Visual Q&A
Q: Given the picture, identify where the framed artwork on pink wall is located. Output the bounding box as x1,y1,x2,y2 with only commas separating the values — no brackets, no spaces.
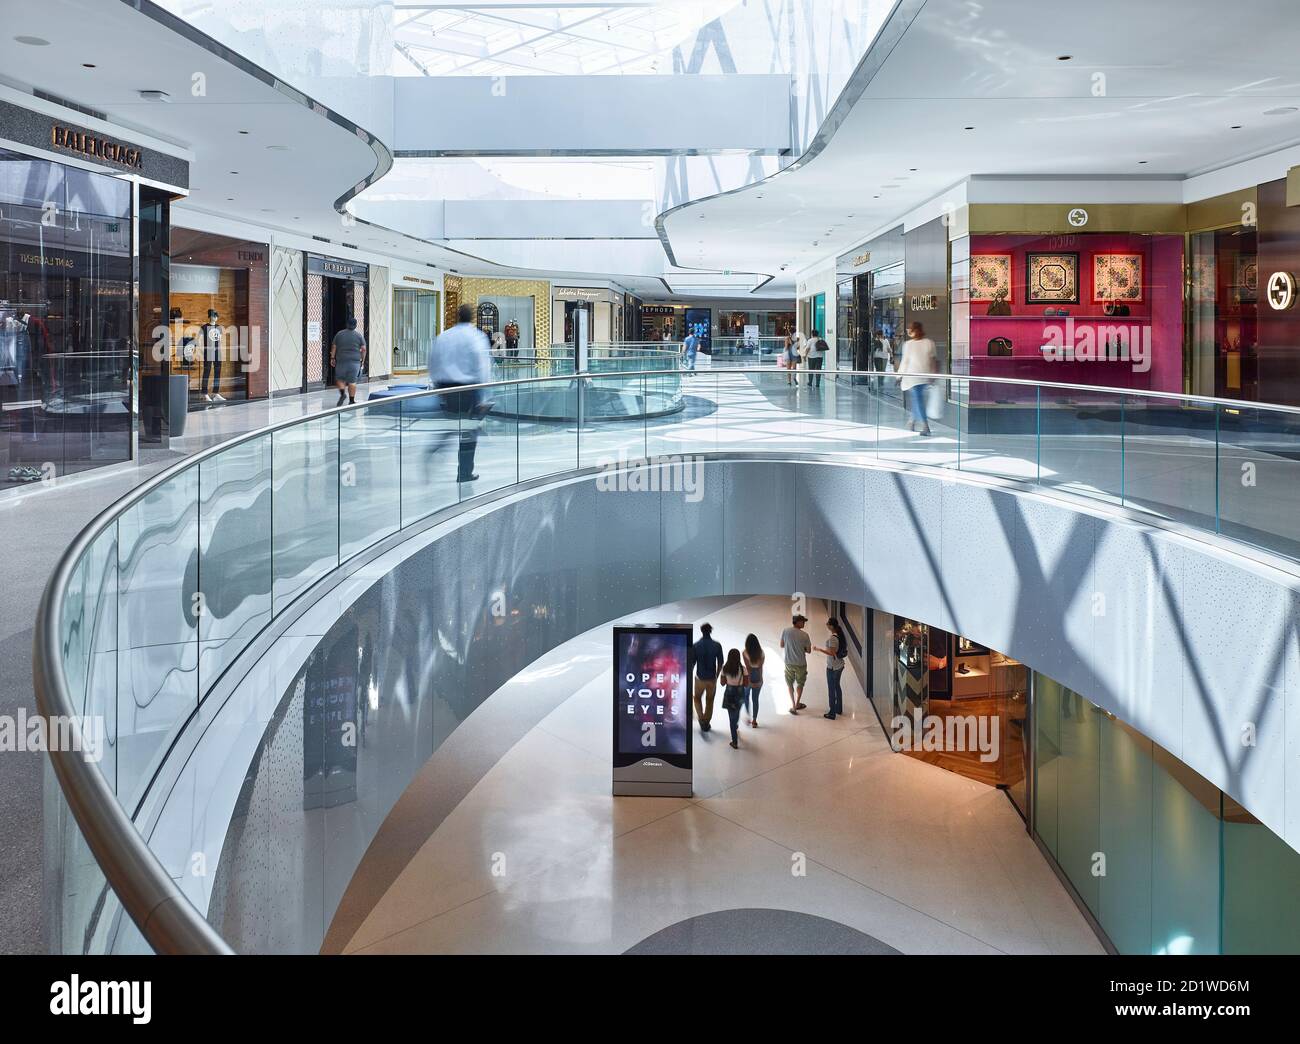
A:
970,254,1012,301
1093,253,1143,303
1026,252,1079,304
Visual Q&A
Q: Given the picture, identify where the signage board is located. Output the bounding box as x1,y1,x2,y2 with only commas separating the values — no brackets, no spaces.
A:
612,625,693,796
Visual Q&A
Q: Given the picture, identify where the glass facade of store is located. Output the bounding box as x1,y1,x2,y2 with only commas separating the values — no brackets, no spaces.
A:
862,606,1300,954
1,148,133,490
169,227,269,408
392,285,439,373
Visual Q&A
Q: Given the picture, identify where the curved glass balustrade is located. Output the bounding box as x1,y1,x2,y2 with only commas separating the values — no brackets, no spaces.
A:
34,370,1300,954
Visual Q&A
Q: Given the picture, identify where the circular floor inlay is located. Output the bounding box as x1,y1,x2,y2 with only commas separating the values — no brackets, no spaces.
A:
624,908,902,955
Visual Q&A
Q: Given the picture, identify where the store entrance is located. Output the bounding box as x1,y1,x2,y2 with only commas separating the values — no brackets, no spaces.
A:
321,277,359,386
305,256,368,391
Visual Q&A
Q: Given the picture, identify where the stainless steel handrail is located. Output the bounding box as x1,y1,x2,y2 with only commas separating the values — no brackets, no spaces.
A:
31,368,1300,955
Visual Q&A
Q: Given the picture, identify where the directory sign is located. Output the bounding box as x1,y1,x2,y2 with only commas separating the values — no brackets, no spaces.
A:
611,625,693,796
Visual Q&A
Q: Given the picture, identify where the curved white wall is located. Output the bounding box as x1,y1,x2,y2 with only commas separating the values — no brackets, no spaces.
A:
142,458,1299,953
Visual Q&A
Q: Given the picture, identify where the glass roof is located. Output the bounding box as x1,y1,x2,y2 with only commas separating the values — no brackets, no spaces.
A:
393,1,746,76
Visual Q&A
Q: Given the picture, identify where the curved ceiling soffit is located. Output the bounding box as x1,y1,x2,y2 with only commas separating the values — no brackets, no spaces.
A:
653,0,927,289
126,0,549,278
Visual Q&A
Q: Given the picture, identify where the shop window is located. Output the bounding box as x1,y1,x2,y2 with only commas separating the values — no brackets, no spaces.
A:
1,149,132,489
170,228,269,408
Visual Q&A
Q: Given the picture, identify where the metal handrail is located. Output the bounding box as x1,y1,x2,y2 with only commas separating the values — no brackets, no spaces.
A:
31,367,1300,955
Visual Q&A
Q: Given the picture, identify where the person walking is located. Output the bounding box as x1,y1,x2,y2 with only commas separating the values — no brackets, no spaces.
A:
897,320,938,436
806,329,828,389
780,613,812,713
330,317,366,407
428,303,492,483
683,326,699,375
742,632,765,728
692,622,724,733
781,333,799,386
815,617,848,719
720,648,746,749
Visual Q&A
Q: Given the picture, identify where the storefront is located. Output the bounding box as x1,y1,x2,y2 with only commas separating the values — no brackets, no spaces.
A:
304,254,368,390
716,308,795,341
552,285,621,345
392,272,440,374
856,605,1300,953
836,228,905,376
443,275,547,356
1,100,188,492
640,303,714,350
169,227,269,408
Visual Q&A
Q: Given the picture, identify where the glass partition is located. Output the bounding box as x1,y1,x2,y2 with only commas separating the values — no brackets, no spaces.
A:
39,369,1300,954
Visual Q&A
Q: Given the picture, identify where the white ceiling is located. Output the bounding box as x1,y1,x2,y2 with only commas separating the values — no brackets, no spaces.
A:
665,0,1300,291
10,0,1300,301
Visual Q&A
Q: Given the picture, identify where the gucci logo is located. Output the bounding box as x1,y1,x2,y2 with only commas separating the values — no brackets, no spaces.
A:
1067,207,1089,228
1267,271,1296,310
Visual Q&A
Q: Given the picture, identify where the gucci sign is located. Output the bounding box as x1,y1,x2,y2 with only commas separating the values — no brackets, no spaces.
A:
1267,271,1296,310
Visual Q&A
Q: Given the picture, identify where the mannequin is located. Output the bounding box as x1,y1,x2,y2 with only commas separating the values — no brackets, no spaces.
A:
200,308,224,402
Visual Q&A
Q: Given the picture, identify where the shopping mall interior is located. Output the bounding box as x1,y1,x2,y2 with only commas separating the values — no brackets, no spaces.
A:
3,0,1300,973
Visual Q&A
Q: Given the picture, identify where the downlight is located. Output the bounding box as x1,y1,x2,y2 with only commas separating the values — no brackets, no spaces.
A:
138,89,170,103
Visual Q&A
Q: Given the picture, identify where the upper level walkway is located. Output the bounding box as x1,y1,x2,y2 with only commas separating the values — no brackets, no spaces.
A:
31,368,1300,953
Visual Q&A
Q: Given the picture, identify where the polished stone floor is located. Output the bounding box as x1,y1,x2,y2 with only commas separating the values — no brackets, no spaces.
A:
343,595,1103,955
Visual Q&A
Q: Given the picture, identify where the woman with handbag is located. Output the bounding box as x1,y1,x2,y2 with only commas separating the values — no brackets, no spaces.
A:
897,321,938,436
720,648,747,749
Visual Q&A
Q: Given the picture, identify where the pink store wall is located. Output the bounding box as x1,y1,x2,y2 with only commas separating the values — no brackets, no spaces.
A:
968,233,1183,395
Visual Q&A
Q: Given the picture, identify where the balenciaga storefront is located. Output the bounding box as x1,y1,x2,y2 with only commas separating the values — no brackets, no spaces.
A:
0,96,189,493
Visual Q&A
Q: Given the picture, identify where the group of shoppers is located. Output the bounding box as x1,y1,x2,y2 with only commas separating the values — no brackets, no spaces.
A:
779,330,830,388
691,614,848,749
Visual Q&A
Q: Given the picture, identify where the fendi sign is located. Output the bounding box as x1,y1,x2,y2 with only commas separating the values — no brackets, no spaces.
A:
50,125,143,170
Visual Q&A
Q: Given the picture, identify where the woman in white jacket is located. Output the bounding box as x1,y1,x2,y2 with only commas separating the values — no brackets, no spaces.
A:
897,321,938,436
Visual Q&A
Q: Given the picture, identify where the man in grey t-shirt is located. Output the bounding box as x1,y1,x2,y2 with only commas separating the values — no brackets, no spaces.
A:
779,614,812,713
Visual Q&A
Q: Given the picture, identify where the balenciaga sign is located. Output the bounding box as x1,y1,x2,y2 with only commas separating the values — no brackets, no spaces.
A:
50,125,143,169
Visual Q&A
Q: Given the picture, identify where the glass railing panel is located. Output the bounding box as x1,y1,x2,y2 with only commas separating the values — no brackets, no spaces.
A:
398,391,461,527
518,378,579,481
116,469,199,813
958,380,1039,483
339,401,401,561
577,374,652,470
271,414,339,615
198,435,273,694
1037,389,1125,504
463,382,518,497
877,376,958,469
1121,395,1218,528
1217,404,1300,559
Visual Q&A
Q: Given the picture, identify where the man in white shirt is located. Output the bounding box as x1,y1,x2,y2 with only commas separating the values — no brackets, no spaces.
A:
429,303,492,482
806,328,828,389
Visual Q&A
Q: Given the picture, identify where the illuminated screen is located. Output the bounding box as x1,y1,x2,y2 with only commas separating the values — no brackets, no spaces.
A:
616,629,689,756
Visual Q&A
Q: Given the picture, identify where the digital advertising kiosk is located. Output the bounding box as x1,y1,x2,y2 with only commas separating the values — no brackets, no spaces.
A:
612,625,694,797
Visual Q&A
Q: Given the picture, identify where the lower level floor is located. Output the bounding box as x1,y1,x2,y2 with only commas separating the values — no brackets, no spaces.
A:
342,595,1103,955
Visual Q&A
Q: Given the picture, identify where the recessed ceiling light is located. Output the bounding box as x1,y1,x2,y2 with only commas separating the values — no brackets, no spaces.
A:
964,126,975,131
226,197,235,201
139,89,170,102
909,168,918,172
1138,160,1148,164
266,144,290,152
1056,55,1072,61
229,171,239,175
238,129,250,135
82,63,96,68
14,35,50,46
1264,106,1299,116
1230,124,1243,129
